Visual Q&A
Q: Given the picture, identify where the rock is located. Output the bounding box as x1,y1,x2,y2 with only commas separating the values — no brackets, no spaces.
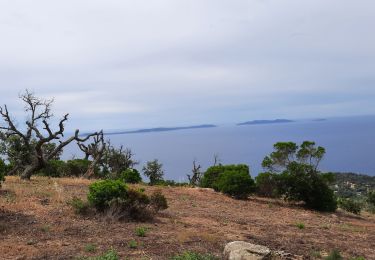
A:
224,241,271,260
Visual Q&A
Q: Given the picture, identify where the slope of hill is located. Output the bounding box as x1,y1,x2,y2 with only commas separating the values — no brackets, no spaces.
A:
0,176,374,259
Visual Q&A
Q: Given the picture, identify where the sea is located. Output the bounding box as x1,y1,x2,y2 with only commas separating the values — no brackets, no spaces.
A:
64,115,375,181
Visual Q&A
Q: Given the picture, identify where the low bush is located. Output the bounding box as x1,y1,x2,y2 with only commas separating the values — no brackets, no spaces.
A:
120,169,142,184
279,163,338,212
255,172,280,198
38,160,68,177
88,180,128,211
171,251,218,260
325,250,343,260
215,170,255,199
135,226,148,237
338,198,362,215
87,180,168,221
155,179,189,187
295,222,305,229
201,164,255,199
68,196,90,215
66,159,92,177
150,190,168,211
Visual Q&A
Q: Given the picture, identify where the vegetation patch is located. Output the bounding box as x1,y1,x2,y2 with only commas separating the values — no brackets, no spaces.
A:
171,251,218,260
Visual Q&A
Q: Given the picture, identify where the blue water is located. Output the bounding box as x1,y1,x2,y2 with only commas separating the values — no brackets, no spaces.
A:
64,115,375,181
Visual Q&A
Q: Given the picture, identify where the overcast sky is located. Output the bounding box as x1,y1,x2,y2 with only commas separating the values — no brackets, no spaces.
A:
0,0,374,131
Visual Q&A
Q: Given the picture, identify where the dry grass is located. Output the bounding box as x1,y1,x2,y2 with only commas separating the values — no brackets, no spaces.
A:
0,176,374,259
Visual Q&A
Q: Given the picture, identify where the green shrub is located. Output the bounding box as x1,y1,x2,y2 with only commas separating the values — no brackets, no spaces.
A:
66,159,92,177
261,141,338,212
201,164,252,187
76,249,119,260
215,169,255,199
128,240,138,249
279,163,337,212
0,159,7,187
68,196,90,215
367,190,375,206
88,180,128,211
120,169,142,183
325,250,343,260
84,243,97,253
38,160,68,177
338,198,362,215
87,180,168,221
255,172,280,197
155,179,189,187
135,226,148,237
171,251,218,260
200,165,224,190
150,190,168,211
295,222,305,229
93,249,119,260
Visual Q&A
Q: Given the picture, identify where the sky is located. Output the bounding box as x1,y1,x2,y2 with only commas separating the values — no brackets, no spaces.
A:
0,0,374,132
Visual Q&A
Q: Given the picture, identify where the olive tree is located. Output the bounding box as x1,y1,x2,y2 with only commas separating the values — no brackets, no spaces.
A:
0,90,98,180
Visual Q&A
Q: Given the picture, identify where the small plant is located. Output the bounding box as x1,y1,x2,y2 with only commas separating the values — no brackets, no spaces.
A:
128,240,138,249
295,222,305,229
85,243,97,253
41,225,50,232
76,248,119,260
310,250,322,258
350,257,366,260
135,226,148,237
88,180,128,211
171,251,218,260
338,198,362,215
68,196,90,215
325,250,343,260
150,190,168,212
120,169,142,184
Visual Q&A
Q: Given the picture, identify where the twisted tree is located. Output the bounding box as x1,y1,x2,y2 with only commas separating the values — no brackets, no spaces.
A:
0,90,97,180
77,130,106,178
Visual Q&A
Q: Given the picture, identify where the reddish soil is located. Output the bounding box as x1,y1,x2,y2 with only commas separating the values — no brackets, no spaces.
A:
0,176,374,259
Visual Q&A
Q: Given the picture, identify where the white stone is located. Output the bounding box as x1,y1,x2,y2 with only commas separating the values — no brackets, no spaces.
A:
224,241,271,260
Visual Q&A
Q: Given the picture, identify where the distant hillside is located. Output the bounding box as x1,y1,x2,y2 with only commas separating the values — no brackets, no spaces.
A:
237,119,294,126
332,172,375,198
104,124,217,135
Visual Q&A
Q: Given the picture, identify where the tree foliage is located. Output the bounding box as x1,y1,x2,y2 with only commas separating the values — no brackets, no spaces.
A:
201,164,255,199
0,90,98,179
260,141,337,212
120,168,142,184
142,159,164,185
102,142,138,179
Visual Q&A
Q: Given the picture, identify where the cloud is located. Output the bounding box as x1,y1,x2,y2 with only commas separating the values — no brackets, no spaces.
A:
0,0,374,130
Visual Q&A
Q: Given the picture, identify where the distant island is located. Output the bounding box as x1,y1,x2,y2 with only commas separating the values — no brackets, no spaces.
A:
237,119,294,126
312,118,327,122
104,124,217,135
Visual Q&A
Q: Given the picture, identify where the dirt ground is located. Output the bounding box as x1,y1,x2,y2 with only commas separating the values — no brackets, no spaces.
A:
0,176,374,260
